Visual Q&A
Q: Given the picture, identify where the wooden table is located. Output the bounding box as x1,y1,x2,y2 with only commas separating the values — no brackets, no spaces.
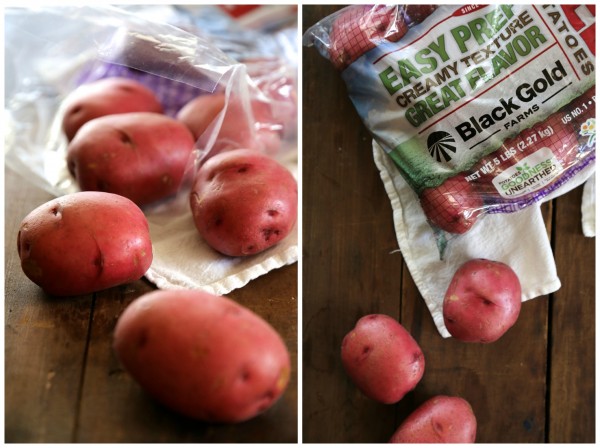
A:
4,167,298,443
302,5,595,443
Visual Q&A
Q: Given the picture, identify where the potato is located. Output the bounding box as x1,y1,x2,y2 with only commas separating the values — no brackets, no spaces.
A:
341,314,425,404
61,77,163,141
419,174,483,234
177,93,282,154
443,259,522,343
176,93,225,141
112,289,291,423
190,149,297,256
254,74,297,139
17,192,152,296
389,395,477,443
67,112,196,206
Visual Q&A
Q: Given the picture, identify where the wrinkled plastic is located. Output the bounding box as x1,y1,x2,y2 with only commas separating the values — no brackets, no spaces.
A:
5,5,299,294
5,5,296,200
304,5,596,235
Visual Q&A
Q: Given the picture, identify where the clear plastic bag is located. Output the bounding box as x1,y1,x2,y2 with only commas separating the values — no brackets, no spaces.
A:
304,5,595,235
5,5,299,293
5,5,296,198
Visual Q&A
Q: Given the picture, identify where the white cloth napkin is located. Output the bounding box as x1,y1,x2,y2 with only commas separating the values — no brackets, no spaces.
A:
372,141,562,338
143,148,298,295
582,174,596,237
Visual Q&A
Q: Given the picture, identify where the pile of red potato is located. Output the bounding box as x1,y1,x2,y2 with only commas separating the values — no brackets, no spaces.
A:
16,75,298,423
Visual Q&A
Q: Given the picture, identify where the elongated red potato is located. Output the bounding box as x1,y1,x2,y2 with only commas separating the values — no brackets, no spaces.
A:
61,77,163,141
389,395,477,443
17,192,152,296
190,149,297,256
113,289,291,423
67,112,195,206
341,314,425,404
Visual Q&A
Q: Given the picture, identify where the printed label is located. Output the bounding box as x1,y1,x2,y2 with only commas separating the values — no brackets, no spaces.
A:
342,4,595,188
492,147,563,198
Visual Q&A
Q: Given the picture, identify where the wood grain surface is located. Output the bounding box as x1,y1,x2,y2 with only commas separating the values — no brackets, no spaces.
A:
4,167,298,443
302,5,595,444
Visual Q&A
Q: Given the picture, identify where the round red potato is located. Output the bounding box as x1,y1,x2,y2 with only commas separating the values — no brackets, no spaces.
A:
329,5,409,70
419,174,484,234
176,92,225,141
17,192,152,296
341,314,425,404
255,74,297,139
113,289,291,423
177,93,282,154
61,77,163,141
67,112,196,207
389,395,477,443
190,149,297,257
443,259,522,343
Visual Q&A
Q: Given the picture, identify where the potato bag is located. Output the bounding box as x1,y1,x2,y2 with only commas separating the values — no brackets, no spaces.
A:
304,5,595,234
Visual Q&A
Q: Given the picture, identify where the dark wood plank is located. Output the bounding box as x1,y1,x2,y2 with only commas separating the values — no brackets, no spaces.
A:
4,168,93,443
302,5,404,443
548,188,595,443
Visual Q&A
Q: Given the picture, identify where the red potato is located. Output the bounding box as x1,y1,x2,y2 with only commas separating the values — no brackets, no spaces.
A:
67,112,196,207
341,314,425,404
190,149,297,257
389,395,477,443
113,289,291,423
242,57,298,138
17,192,152,296
255,75,297,138
61,77,163,141
419,174,484,234
176,93,226,141
329,5,409,70
404,5,439,25
245,98,284,154
177,93,282,154
443,259,522,343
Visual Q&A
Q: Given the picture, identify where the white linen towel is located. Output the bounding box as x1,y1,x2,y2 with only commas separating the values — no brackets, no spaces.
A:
372,141,562,338
582,174,596,237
